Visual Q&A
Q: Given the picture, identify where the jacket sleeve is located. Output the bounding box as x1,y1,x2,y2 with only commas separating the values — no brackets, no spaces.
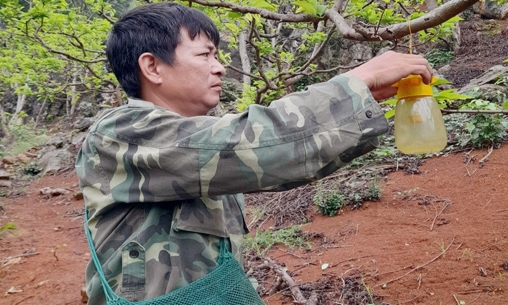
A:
195,74,388,194
76,74,388,204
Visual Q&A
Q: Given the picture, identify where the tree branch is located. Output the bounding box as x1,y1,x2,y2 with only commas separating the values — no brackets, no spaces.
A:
376,0,480,41
225,64,263,82
263,257,318,305
442,109,508,114
29,31,106,64
325,9,363,39
188,0,321,23
191,0,479,42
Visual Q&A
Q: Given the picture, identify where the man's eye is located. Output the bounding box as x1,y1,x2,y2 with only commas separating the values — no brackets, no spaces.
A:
201,53,209,57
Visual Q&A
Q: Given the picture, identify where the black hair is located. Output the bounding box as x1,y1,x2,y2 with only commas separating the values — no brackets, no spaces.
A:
106,2,220,98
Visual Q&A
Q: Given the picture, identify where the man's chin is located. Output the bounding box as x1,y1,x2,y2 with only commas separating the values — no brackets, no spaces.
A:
205,102,221,116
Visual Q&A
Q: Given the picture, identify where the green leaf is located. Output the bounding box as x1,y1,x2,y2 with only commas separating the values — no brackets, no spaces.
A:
302,32,327,44
432,78,451,86
226,11,243,19
247,0,276,11
434,89,472,102
503,101,508,109
316,4,327,17
448,16,463,23
384,109,395,119
380,97,397,106
294,0,317,16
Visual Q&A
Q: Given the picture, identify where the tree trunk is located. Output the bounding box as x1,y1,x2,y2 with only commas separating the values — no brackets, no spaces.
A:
0,101,10,141
69,64,79,116
34,97,47,129
238,31,251,85
9,80,28,125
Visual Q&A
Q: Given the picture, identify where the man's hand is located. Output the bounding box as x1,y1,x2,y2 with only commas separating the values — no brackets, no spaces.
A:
345,51,433,101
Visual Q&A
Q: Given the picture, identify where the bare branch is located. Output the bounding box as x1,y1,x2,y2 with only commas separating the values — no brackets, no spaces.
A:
84,65,116,88
97,9,116,25
57,31,104,56
442,109,508,114
284,26,337,86
328,0,479,41
362,0,376,10
22,18,106,64
377,0,479,41
188,0,321,23
263,257,315,304
246,21,274,103
190,0,478,43
325,9,363,39
29,32,106,64
332,0,348,12
225,64,263,81
375,3,389,36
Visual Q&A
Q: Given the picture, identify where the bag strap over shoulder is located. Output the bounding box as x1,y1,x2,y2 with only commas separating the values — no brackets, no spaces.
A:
84,209,118,302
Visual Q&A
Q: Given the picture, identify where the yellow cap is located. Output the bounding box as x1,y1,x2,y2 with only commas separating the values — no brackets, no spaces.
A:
393,75,437,99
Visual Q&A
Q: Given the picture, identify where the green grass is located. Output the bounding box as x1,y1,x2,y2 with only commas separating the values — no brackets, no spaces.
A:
0,122,48,158
0,222,16,234
243,225,312,256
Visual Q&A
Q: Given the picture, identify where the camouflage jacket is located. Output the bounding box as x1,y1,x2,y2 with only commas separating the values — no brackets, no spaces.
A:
75,74,388,304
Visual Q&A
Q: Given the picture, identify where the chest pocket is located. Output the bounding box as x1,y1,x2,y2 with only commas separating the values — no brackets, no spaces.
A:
173,195,248,237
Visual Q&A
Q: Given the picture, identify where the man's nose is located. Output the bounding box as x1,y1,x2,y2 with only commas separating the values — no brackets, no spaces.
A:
212,58,225,76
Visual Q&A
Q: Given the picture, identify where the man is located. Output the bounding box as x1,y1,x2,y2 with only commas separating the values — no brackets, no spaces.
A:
76,2,433,304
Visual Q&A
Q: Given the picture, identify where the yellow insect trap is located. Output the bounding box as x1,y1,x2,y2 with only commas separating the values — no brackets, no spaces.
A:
393,75,447,154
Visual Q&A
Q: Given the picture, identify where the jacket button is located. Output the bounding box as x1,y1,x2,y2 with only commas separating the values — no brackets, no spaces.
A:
365,110,372,118
129,249,139,258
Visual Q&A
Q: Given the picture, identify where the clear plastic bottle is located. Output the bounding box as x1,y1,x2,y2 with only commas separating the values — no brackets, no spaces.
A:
394,75,447,154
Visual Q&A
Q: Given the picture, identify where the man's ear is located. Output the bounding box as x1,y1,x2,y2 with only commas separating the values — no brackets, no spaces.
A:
138,52,163,85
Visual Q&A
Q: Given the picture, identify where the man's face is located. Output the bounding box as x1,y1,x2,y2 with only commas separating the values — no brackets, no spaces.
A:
157,29,225,116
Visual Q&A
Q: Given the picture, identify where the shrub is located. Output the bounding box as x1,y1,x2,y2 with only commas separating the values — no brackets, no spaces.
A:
425,48,455,68
314,191,345,216
0,122,48,157
459,99,508,148
23,162,42,176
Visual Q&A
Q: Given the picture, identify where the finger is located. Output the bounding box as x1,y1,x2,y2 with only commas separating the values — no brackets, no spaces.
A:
371,86,397,101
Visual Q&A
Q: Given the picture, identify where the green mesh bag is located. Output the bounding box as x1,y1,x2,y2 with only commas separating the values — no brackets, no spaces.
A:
85,211,265,305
